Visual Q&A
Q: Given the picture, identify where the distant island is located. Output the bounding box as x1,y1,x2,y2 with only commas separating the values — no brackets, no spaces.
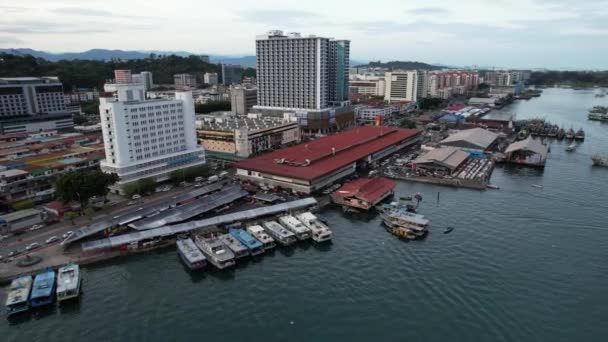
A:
528,70,608,87
356,60,443,70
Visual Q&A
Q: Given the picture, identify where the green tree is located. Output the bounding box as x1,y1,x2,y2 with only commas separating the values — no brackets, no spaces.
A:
55,170,119,211
80,100,100,115
169,165,212,185
84,207,96,221
73,113,87,125
122,178,157,197
399,118,417,129
12,199,34,211
64,211,78,225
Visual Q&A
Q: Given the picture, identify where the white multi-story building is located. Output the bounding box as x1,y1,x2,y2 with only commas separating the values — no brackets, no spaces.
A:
204,73,219,86
139,71,154,91
349,79,386,97
0,77,66,117
99,79,205,192
384,71,419,102
355,106,393,124
174,74,197,90
426,71,480,99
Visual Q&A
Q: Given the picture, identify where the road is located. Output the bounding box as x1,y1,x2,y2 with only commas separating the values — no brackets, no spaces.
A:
0,183,202,257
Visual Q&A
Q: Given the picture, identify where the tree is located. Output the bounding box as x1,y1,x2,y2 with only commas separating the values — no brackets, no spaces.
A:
80,100,100,115
73,113,87,125
418,98,444,110
122,178,157,197
55,170,119,211
477,83,490,91
84,207,96,221
64,211,78,225
399,118,417,129
169,165,212,185
12,199,34,211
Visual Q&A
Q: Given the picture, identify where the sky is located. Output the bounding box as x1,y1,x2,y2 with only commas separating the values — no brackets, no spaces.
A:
1,0,608,69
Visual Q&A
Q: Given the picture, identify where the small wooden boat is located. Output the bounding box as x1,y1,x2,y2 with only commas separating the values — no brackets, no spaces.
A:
399,195,412,201
444,227,454,234
486,184,500,190
532,184,543,189
566,142,576,152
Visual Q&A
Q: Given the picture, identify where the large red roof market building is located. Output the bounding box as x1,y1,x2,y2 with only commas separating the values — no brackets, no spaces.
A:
235,126,420,193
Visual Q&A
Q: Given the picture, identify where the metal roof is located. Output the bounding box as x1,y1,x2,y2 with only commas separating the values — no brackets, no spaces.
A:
505,136,549,157
413,147,471,170
81,197,318,252
441,128,498,150
332,177,396,203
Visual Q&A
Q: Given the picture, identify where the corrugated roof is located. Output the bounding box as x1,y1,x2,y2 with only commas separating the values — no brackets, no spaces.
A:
236,127,420,181
505,136,549,157
413,146,470,170
440,128,498,150
332,177,396,203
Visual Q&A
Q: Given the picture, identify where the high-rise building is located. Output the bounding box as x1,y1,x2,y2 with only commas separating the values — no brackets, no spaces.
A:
230,86,257,115
99,75,205,192
384,71,419,102
426,71,479,99
139,71,154,91
204,72,219,86
0,77,73,133
114,70,133,84
221,64,243,85
253,30,353,133
174,74,197,90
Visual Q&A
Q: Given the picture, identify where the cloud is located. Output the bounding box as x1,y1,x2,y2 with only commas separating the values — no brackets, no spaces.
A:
408,7,450,15
0,21,111,34
51,7,116,17
239,9,320,27
0,36,24,45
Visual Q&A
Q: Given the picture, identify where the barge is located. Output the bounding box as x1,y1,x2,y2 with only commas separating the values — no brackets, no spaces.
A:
262,221,297,246
194,235,235,269
176,238,207,270
278,215,311,240
5,275,33,316
295,212,332,243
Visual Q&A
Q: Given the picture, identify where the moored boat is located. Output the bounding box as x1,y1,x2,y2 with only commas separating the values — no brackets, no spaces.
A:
295,212,332,243
246,225,276,250
592,155,608,167
194,235,235,269
379,204,430,239
565,128,575,140
5,276,33,316
566,142,577,152
30,269,56,308
176,238,207,270
262,221,297,246
574,128,585,141
56,263,81,302
229,229,265,256
219,233,250,259
278,215,311,240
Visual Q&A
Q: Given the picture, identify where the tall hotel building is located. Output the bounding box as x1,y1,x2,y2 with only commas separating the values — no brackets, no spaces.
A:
253,30,354,133
99,70,205,193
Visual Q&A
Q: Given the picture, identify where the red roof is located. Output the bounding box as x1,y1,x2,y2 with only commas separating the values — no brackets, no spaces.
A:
332,177,396,203
447,105,466,111
236,126,420,181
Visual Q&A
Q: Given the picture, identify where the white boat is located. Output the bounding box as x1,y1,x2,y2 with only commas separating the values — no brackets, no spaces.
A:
5,276,33,316
246,225,276,250
194,235,235,269
566,142,577,152
56,263,82,302
592,155,608,167
176,238,207,270
295,212,332,243
262,221,297,246
277,215,311,240
219,233,250,259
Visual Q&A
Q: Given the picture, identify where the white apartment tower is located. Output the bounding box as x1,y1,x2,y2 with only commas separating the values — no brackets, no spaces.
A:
384,71,419,102
99,75,205,192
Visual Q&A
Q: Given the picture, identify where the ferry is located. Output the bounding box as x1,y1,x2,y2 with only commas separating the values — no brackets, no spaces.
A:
574,128,585,141
229,229,265,256
246,225,276,250
176,238,207,270
379,204,430,239
56,263,81,302
295,212,332,243
30,269,56,308
262,221,297,246
278,215,311,240
219,233,250,259
5,276,33,316
194,235,235,269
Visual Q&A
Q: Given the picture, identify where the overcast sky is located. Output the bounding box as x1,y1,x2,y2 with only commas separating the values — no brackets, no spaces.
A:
1,0,607,69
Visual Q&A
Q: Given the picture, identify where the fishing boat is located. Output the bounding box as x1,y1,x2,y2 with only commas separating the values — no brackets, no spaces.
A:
592,155,608,167
557,128,565,140
486,184,500,190
30,269,56,308
379,204,430,239
229,229,264,256
5,276,33,316
565,128,575,140
574,128,585,141
444,227,454,234
399,195,412,201
296,212,333,243
532,184,543,189
56,263,81,303
566,142,577,152
246,225,276,250
194,235,235,269
219,233,250,259
262,221,297,246
278,215,311,240
176,238,207,270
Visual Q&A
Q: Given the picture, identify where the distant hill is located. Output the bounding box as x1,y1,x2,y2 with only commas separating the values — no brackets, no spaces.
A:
357,60,443,70
0,48,257,67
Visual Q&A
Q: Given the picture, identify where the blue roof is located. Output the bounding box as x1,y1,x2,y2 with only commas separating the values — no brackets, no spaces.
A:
229,229,263,250
59,157,84,164
30,270,56,299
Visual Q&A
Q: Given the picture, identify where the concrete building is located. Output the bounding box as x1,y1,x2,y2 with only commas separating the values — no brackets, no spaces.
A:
114,70,133,84
235,126,421,193
139,71,154,91
413,146,471,175
253,30,353,133
484,71,528,86
99,79,205,192
204,72,219,86
355,106,393,125
349,79,386,97
384,71,418,102
440,128,499,151
230,86,257,115
174,74,197,90
222,64,243,85
196,113,300,161
200,55,210,63
426,71,480,99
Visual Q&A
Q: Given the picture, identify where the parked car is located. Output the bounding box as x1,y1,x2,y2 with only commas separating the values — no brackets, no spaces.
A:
29,224,44,231
194,182,204,188
26,242,40,251
45,236,59,244
62,231,73,240
0,235,9,241
194,176,204,183
131,194,142,200
207,175,219,184
7,250,21,257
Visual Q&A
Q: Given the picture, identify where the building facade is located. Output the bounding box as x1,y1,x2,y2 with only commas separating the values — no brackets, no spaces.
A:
355,106,393,125
139,71,154,91
384,71,419,102
1,77,66,117
230,86,257,115
426,71,480,99
114,70,133,84
222,64,243,85
174,74,197,90
349,79,386,97
204,72,219,86
99,79,205,192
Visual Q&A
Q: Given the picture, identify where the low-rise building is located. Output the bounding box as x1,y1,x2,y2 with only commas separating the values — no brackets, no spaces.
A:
0,208,44,234
230,86,257,115
355,106,393,125
204,72,218,86
440,128,499,152
196,113,300,161
412,146,471,175
504,136,549,167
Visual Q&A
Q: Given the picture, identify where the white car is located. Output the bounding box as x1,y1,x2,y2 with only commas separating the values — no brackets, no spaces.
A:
45,236,60,244
26,242,40,251
0,235,9,241
62,231,73,239
29,224,44,231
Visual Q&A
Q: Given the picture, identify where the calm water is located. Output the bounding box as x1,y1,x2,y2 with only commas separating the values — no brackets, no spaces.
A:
2,88,608,341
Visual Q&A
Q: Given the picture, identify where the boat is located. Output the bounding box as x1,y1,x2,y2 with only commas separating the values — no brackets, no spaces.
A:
532,184,543,189
574,128,585,141
5,275,33,316
262,221,297,246
486,184,500,190
592,155,608,167
229,229,264,256
219,233,250,259
379,204,430,239
30,269,56,308
565,128,575,140
194,235,235,269
566,142,577,152
176,238,207,270
295,212,333,243
56,263,81,303
278,215,311,240
444,227,454,234
399,195,412,201
557,128,565,140
246,225,276,250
